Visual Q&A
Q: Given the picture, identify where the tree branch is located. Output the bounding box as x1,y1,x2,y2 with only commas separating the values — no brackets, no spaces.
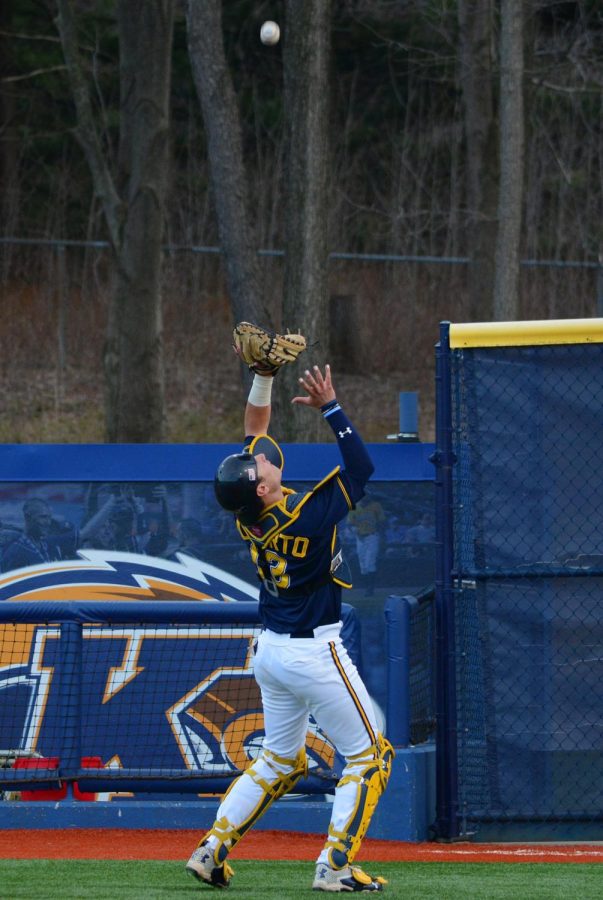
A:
2,65,66,83
55,0,122,250
530,77,602,95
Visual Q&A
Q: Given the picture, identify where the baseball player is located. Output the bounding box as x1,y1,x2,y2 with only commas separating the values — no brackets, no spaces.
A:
186,361,393,893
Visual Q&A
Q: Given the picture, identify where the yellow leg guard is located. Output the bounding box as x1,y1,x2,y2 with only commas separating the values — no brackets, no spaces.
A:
199,746,307,864
325,734,394,870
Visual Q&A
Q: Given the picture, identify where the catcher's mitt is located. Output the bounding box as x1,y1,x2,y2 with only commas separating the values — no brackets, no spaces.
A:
233,321,307,376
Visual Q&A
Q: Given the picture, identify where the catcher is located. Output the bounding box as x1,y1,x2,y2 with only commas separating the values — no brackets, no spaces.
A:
185,323,393,893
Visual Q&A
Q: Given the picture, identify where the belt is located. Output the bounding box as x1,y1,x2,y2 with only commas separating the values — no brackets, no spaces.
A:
263,621,339,640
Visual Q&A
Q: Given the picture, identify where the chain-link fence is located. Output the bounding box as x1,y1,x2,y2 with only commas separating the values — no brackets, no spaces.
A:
434,322,603,839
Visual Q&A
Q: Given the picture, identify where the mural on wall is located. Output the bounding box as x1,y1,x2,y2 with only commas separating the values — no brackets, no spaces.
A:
0,479,434,799
0,480,435,600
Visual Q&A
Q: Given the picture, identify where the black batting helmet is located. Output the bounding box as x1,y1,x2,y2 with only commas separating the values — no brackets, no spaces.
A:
214,453,263,524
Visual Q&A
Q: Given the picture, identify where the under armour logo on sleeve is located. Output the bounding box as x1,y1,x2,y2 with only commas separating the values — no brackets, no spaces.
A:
338,427,352,437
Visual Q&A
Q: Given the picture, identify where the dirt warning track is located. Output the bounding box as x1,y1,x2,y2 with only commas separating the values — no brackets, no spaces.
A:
1,830,602,863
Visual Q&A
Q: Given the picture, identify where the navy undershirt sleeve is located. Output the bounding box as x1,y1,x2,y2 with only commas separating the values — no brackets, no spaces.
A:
321,401,374,488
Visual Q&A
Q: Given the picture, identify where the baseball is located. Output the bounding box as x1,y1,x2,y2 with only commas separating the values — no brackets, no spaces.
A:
260,20,280,46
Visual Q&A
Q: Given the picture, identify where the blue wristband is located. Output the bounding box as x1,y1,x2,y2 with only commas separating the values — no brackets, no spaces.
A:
321,399,340,417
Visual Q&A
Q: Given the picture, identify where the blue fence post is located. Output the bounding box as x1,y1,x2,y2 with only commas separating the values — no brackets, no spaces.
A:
399,392,419,441
431,321,460,839
57,620,82,782
384,595,415,747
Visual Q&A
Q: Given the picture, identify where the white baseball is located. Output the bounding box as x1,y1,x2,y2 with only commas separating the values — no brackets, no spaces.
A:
260,21,280,46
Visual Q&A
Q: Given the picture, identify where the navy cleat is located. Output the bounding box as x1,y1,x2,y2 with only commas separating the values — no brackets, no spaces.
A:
312,863,387,892
185,842,234,888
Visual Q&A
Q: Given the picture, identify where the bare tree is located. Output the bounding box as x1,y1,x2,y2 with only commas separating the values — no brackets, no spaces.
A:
493,0,524,320
56,0,174,441
273,0,333,441
187,0,332,440
457,0,499,320
186,0,269,328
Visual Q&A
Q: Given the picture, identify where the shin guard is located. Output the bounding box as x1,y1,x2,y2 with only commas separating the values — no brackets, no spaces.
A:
199,746,307,863
324,734,394,870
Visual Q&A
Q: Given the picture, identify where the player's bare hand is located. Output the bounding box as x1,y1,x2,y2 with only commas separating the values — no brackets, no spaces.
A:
292,364,336,409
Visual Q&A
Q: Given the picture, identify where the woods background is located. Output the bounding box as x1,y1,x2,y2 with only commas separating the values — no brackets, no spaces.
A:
0,1,601,443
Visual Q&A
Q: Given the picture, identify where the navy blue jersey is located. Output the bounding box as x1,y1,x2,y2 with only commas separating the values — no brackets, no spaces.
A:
236,404,374,633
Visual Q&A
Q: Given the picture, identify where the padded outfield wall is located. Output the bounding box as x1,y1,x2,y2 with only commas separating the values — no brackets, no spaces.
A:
0,441,436,838
433,318,603,842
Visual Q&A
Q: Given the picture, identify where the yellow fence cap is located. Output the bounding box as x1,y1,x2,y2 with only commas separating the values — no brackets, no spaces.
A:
449,318,603,348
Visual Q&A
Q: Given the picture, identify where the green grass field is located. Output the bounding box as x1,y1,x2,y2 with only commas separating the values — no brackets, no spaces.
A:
1,860,602,899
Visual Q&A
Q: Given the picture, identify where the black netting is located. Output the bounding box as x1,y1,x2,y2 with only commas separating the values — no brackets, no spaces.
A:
409,592,436,745
451,343,603,830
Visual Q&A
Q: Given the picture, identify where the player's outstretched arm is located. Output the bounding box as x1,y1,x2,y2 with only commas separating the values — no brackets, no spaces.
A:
234,339,273,437
293,365,374,488
244,373,273,436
